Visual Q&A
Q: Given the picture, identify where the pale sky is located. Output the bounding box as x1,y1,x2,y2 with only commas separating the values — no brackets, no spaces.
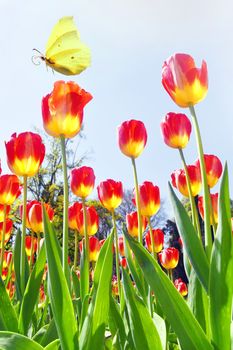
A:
0,0,232,211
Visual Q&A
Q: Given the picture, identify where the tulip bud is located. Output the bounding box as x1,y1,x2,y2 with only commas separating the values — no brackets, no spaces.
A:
160,112,192,149
71,166,95,199
97,179,123,212
158,247,179,269
5,132,45,177
145,229,164,253
117,119,147,158
195,154,222,188
171,165,201,197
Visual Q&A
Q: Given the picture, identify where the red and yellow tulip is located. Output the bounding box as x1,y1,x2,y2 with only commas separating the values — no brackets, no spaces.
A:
28,201,54,234
97,179,123,212
79,236,100,262
126,210,147,238
5,132,45,177
0,175,21,205
68,202,83,230
71,166,95,199
158,247,179,269
76,205,99,236
160,112,192,149
162,53,208,107
42,80,92,138
0,219,13,245
145,228,164,253
117,119,147,158
135,181,160,217
171,165,202,197
198,193,219,225
174,278,188,296
195,154,222,188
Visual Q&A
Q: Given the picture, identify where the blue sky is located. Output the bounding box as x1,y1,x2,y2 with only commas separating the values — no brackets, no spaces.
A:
0,0,232,214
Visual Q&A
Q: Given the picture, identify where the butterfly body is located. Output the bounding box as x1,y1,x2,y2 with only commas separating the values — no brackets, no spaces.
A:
37,16,91,76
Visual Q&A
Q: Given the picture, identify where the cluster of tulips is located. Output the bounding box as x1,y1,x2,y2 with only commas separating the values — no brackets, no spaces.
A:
0,52,232,350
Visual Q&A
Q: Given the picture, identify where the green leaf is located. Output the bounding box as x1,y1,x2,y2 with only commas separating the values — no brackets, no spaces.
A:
0,278,18,332
209,164,233,350
122,269,163,350
124,233,213,350
124,237,147,302
18,242,46,335
38,319,58,347
109,296,127,350
79,231,114,350
44,339,60,350
153,313,166,350
188,268,207,332
13,230,29,299
0,331,44,350
43,206,79,350
168,183,209,292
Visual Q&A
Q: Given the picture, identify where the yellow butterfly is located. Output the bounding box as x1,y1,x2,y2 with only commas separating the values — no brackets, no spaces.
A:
34,16,91,75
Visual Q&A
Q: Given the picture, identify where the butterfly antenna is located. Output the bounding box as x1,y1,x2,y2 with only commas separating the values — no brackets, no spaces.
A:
32,48,43,56
31,55,42,66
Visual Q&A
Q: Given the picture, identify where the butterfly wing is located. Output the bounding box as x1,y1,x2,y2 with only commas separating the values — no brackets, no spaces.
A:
45,16,91,76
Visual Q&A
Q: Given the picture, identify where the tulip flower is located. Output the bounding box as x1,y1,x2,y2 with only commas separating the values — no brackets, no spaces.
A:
99,239,106,248
68,202,83,230
79,236,100,262
0,219,13,245
117,119,147,158
112,277,119,297
195,154,222,188
28,201,54,235
198,193,218,225
158,247,179,270
5,132,45,177
71,166,95,199
76,205,99,236
0,175,20,273
97,179,123,212
145,228,164,253
20,200,40,229
171,165,202,197
162,53,208,107
98,178,123,299
118,236,125,257
120,257,128,269
160,112,192,149
135,181,160,217
174,278,188,296
42,80,92,139
0,175,21,205
2,251,13,280
25,236,38,257
0,204,10,222
126,211,147,238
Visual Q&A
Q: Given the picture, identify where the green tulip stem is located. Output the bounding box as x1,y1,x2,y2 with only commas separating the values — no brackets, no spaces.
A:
131,157,142,244
0,205,7,275
60,135,70,285
20,175,28,293
148,216,156,259
112,210,121,301
82,198,89,292
178,148,202,240
73,230,78,270
189,105,212,259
